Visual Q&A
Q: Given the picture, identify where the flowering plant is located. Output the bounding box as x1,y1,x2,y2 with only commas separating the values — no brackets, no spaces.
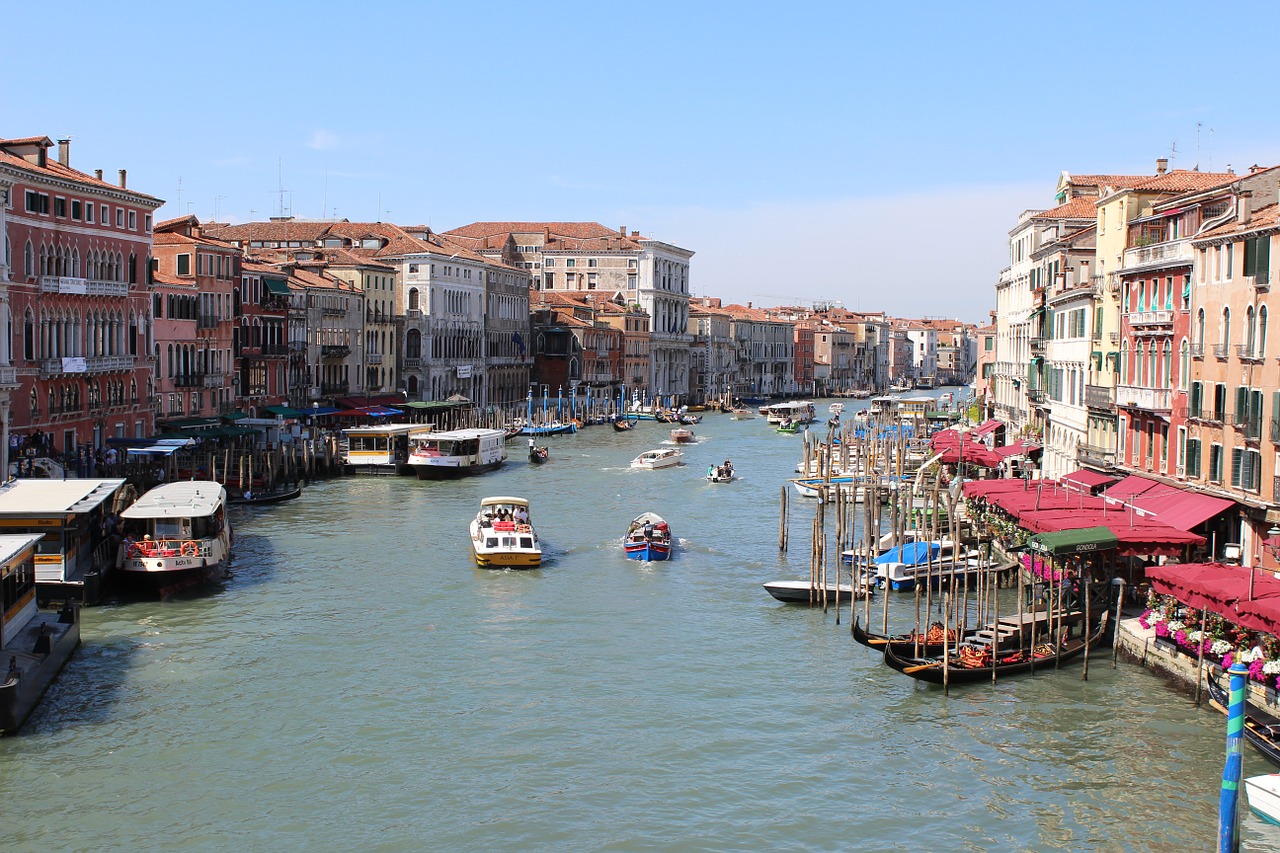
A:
1139,610,1153,629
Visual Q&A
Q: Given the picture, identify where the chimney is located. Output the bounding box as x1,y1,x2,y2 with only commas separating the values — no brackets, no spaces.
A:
542,226,550,244
117,169,127,189
1155,157,1168,176
619,225,626,237
94,169,102,181
57,139,70,166
747,301,753,309
630,230,638,237
1239,191,1253,225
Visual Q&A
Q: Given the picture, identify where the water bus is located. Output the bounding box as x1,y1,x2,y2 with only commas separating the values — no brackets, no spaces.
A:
765,401,816,425
406,428,506,480
341,424,432,474
118,481,232,597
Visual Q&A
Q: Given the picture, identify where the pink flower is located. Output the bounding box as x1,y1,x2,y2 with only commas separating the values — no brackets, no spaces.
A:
1175,629,1189,647
1224,653,1235,669
1138,610,1152,629
1155,622,1171,638
1250,658,1267,682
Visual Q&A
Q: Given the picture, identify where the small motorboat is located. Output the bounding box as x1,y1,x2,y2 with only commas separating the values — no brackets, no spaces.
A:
670,428,696,443
470,496,541,568
829,403,845,415
763,579,872,603
776,420,800,434
1246,774,1280,825
624,512,672,561
631,448,682,469
528,440,549,464
706,460,736,483
731,407,756,420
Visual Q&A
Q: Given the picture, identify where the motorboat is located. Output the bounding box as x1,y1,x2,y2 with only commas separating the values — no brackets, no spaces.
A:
624,512,672,561
763,578,873,603
851,389,872,399
776,421,801,434
706,462,736,483
406,428,506,479
469,496,541,568
631,448,682,470
829,403,845,415
765,401,816,425
1246,775,1280,825
118,481,232,597
670,428,696,443
731,407,756,420
853,539,982,591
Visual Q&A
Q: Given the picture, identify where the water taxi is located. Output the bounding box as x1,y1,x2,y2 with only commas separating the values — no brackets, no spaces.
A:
624,512,672,561
730,407,756,420
469,497,541,568
118,482,232,597
765,401,816,424
406,428,506,480
670,428,696,443
631,448,683,470
341,424,431,474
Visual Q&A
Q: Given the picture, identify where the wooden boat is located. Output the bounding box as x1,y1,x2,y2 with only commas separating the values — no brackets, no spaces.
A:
764,579,872,603
882,616,1107,684
624,512,672,561
1246,775,1280,825
653,410,672,423
406,428,506,480
504,425,523,441
731,407,756,420
631,448,682,470
528,441,549,464
229,485,302,505
677,413,701,425
852,616,972,657
612,417,636,432
521,421,577,436
670,428,696,443
469,496,541,568
1207,677,1280,767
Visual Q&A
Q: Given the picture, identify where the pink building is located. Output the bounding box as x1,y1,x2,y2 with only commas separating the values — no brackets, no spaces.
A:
0,136,162,458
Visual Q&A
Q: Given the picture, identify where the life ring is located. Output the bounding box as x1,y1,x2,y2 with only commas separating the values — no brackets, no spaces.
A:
180,541,199,557
127,543,142,558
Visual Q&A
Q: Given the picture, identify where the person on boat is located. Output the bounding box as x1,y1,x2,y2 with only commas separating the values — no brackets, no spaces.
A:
243,488,253,501
643,523,654,541
723,459,733,477
514,505,529,524
708,465,715,478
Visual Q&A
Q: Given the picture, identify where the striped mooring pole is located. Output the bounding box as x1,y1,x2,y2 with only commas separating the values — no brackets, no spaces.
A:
1219,660,1249,853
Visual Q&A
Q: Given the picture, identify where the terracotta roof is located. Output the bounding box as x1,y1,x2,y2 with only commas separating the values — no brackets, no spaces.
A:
151,271,190,287
293,247,396,271
1066,174,1153,190
1131,170,1238,193
205,220,338,243
0,141,163,203
1032,197,1098,220
152,231,239,250
447,221,628,240
156,214,200,231
1196,203,1280,241
0,136,53,147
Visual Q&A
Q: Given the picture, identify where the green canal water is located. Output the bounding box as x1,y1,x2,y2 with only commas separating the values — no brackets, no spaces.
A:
3,393,1279,851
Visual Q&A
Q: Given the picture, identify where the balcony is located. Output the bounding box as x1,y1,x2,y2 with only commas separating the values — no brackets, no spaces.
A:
320,381,349,395
1127,310,1173,330
288,341,308,353
173,373,205,388
1238,344,1265,364
38,276,129,297
402,357,421,369
0,366,16,388
261,345,289,357
321,344,351,359
1027,388,1047,404
1116,384,1171,413
1084,384,1114,410
367,353,383,365
1123,240,1193,271
1189,342,1204,359
1213,343,1229,360
39,355,136,378
323,306,346,316
1250,271,1270,292
1029,337,1046,356
1079,443,1116,468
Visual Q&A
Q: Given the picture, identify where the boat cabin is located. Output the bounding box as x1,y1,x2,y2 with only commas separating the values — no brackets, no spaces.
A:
341,424,431,474
0,534,45,647
120,482,228,548
766,401,816,424
0,479,128,604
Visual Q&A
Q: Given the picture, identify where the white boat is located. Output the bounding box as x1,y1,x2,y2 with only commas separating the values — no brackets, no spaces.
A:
706,461,736,483
1246,774,1280,825
766,400,816,424
731,407,756,420
341,424,431,474
763,578,873,603
853,539,981,591
118,482,232,596
829,403,845,415
469,496,541,569
670,428,696,443
406,428,506,480
631,448,683,469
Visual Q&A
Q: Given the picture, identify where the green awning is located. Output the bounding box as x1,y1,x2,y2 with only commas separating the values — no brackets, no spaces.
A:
264,404,307,418
1028,526,1119,557
264,277,291,295
222,409,248,421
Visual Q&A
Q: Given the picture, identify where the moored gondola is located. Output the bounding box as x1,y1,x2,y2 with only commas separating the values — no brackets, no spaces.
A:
882,615,1107,685
852,616,971,658
1207,677,1280,767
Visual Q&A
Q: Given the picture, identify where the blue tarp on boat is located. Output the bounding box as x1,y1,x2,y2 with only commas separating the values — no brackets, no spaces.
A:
874,541,941,566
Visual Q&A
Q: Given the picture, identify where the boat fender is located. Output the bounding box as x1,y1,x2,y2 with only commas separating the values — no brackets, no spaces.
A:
181,541,199,557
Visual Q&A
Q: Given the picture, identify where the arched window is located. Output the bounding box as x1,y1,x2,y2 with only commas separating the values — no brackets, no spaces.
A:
22,310,33,361
408,288,419,311
1179,339,1189,390
1222,307,1232,350
1162,340,1172,388
24,241,33,277
1246,305,1257,356
1197,308,1206,345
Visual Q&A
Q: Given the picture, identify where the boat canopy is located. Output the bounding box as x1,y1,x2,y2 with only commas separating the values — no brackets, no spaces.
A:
480,496,530,508
122,482,226,519
0,479,125,517
874,541,941,565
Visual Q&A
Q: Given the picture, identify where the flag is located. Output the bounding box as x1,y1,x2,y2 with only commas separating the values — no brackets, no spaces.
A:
512,331,526,361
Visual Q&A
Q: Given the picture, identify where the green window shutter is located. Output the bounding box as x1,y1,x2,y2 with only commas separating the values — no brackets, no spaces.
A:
1190,382,1202,417
1236,386,1249,425
1261,238,1271,278
1231,447,1243,487
1245,238,1257,277
1251,390,1264,438
1273,391,1280,441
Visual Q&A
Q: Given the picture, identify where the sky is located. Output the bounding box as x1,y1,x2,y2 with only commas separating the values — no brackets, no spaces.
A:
6,0,1280,325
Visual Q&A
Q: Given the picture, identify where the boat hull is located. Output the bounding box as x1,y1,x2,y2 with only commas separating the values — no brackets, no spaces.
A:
763,580,867,603
624,542,670,561
472,547,542,569
410,460,504,480
1247,776,1280,825
883,618,1107,685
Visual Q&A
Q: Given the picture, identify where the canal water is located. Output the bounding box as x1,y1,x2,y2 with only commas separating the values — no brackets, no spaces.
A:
3,392,1278,851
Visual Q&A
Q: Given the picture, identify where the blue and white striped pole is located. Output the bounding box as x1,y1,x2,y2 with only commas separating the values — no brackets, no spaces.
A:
1220,660,1249,853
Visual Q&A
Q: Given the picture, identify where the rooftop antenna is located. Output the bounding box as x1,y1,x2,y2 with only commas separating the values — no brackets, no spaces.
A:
322,172,328,222
176,177,183,212
1208,127,1215,171
214,195,225,222
276,158,288,217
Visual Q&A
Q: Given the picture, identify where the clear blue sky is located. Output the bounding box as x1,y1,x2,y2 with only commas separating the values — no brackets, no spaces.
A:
6,0,1278,324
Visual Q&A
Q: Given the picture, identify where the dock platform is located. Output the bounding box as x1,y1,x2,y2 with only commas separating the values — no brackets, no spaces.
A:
0,605,80,734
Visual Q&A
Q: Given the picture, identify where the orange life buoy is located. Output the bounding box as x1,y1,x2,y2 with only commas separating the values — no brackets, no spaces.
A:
181,541,199,557
127,543,142,558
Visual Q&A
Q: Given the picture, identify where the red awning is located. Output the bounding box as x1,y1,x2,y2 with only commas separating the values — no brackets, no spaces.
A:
1148,562,1280,635
1061,469,1118,491
1102,475,1161,505
939,444,1003,467
1128,486,1235,532
994,440,1041,458
972,419,1003,437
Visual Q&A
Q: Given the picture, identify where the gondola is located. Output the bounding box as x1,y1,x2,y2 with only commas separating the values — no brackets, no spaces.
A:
612,417,635,432
528,442,549,464
1207,677,1280,767
852,616,973,658
229,485,302,506
882,616,1108,685
653,410,671,423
